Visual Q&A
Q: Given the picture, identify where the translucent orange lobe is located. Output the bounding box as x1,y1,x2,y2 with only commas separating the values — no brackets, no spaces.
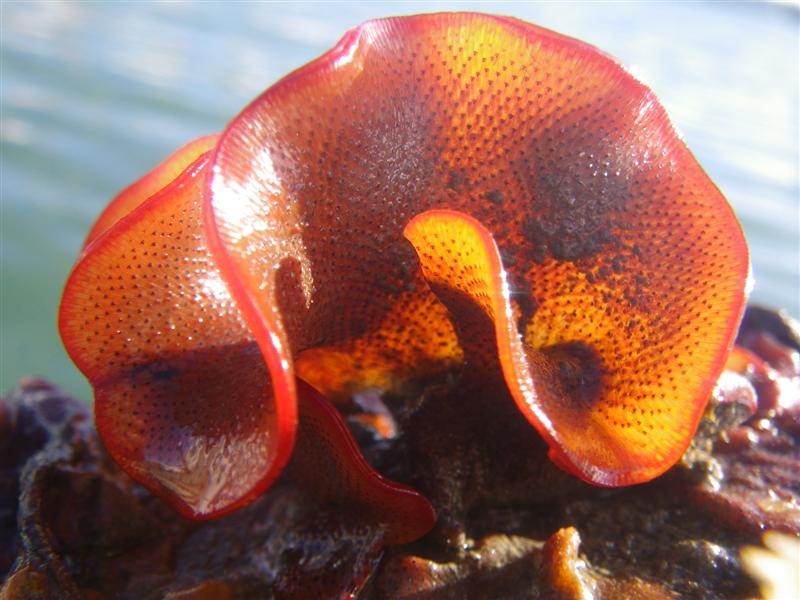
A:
60,151,294,519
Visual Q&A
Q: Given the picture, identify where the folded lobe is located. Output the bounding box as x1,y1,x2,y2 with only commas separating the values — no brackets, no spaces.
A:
60,150,293,519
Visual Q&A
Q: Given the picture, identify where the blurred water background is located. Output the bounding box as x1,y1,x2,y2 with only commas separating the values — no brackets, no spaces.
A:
2,1,798,401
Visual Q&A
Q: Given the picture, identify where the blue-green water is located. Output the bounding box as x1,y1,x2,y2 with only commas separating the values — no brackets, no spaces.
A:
2,2,798,401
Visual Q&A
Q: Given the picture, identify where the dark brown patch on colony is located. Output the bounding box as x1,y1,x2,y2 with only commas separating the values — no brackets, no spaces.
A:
539,342,605,410
447,170,466,192
130,361,180,382
521,168,623,263
484,189,503,205
513,289,539,336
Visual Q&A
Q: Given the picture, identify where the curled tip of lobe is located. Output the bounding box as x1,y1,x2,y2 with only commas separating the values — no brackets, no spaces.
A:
83,134,219,249
294,379,436,545
404,208,745,486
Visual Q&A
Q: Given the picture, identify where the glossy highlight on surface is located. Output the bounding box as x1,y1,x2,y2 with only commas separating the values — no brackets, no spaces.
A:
59,13,749,526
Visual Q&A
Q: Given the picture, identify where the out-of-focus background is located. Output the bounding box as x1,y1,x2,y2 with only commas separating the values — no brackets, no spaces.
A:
2,2,798,401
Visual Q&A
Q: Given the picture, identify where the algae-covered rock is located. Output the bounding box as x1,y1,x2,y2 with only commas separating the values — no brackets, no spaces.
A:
2,306,798,599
